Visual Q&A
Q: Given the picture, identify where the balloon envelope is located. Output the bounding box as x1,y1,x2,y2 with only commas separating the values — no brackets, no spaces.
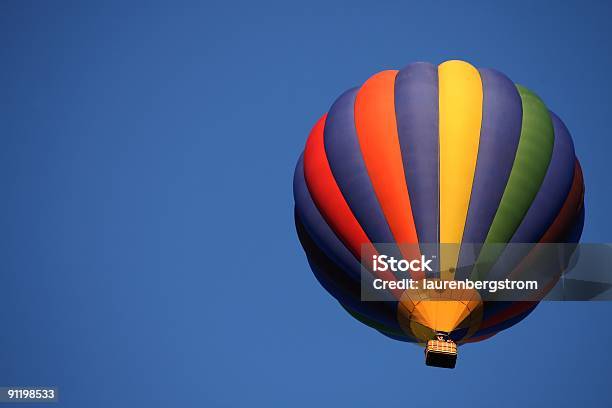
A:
294,60,584,344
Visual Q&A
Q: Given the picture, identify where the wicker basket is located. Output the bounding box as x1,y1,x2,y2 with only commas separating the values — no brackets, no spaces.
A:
425,339,457,368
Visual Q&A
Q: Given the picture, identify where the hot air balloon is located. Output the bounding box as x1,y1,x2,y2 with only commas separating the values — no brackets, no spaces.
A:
293,60,584,368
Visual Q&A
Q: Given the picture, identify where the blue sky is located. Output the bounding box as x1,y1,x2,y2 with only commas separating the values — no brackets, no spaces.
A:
1,1,611,407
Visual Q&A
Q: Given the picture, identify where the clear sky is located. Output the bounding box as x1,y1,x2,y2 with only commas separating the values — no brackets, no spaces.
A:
1,1,611,407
